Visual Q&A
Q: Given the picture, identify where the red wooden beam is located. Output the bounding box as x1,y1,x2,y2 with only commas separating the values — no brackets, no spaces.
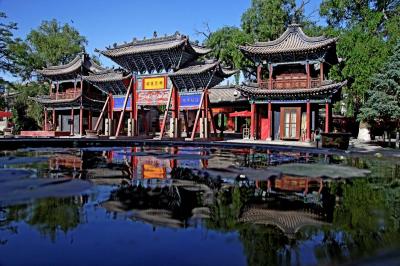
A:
250,103,256,139
94,94,110,131
159,85,174,140
306,101,311,141
207,93,217,136
268,101,272,140
325,102,330,133
79,107,83,135
190,89,206,141
44,108,48,131
115,77,134,137
70,108,74,135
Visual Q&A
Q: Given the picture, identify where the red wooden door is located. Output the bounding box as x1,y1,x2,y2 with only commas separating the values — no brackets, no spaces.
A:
260,118,269,140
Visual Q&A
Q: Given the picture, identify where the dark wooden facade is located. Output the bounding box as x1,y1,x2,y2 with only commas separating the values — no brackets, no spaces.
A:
31,53,106,136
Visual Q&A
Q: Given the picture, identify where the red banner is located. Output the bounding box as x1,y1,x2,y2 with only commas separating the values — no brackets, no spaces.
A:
137,90,171,106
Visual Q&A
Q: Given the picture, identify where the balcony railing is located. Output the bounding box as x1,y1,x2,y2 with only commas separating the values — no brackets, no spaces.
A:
259,78,321,90
50,89,81,100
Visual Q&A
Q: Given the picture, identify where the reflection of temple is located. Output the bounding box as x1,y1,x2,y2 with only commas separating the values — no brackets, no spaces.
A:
239,207,328,239
48,154,83,179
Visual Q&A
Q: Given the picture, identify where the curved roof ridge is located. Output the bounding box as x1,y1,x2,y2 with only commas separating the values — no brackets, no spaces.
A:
239,24,337,56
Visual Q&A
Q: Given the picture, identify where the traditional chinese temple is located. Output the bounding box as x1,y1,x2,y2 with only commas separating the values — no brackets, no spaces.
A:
99,32,237,139
24,53,106,137
238,24,347,141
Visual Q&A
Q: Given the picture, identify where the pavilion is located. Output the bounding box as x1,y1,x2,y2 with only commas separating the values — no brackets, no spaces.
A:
238,24,347,142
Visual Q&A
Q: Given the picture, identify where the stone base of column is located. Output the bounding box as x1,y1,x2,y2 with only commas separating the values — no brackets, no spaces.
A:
127,118,136,136
105,118,113,136
200,118,209,139
169,118,180,138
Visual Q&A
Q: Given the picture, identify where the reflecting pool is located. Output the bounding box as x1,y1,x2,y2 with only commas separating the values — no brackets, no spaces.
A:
0,146,399,265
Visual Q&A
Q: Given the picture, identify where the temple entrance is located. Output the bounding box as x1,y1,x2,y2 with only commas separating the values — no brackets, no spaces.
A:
280,107,300,140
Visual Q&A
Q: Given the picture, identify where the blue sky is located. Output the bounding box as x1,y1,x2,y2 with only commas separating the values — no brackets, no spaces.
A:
1,0,323,80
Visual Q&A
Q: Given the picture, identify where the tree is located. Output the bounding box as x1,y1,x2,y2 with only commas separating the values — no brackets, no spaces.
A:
9,19,87,80
319,0,400,116
359,41,400,143
241,0,296,42
205,26,252,83
0,12,18,80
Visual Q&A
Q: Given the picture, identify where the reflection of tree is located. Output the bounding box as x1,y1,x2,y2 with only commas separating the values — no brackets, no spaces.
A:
27,197,83,242
239,225,291,266
314,179,400,264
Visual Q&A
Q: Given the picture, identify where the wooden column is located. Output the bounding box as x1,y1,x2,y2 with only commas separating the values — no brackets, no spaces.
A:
267,101,272,140
250,103,256,140
79,107,83,135
306,100,311,142
52,109,56,130
88,109,92,130
56,81,59,100
133,77,138,136
116,77,133,137
325,101,330,133
190,89,206,141
70,108,74,135
44,108,48,131
306,62,310,88
257,65,262,85
320,61,324,83
269,64,273,89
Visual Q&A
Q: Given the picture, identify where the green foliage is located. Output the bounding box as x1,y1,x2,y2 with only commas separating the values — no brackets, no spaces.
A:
241,0,295,41
319,0,400,116
9,19,87,80
0,11,18,78
359,41,400,128
11,82,49,132
205,26,252,83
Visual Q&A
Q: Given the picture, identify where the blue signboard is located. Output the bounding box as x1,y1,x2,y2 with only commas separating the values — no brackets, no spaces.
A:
113,95,132,111
180,93,201,109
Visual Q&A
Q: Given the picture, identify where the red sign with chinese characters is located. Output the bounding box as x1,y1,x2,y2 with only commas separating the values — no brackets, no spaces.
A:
137,90,172,106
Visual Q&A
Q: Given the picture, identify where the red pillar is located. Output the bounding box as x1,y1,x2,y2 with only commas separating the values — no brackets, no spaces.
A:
257,65,262,86
250,103,256,140
320,61,324,83
269,64,273,89
44,108,48,131
52,109,56,129
306,62,310,88
133,77,138,136
79,107,83,135
325,102,330,133
88,109,92,130
268,101,272,140
306,101,311,141
70,108,74,135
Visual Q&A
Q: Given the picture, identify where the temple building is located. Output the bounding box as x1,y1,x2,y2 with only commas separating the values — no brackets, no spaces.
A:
25,53,106,137
99,32,236,139
238,24,347,142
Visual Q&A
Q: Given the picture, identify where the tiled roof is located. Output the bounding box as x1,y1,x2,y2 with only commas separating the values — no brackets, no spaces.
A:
37,53,106,78
209,85,245,104
238,80,347,98
169,60,237,77
240,24,337,56
82,71,131,94
168,60,238,90
100,32,210,58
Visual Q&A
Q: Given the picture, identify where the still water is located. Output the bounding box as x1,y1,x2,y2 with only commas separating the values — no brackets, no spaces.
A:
0,146,399,266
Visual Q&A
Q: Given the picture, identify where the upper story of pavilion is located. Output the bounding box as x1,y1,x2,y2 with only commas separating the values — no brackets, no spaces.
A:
239,24,339,91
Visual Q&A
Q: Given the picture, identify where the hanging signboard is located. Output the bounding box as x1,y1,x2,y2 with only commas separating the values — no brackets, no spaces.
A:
137,90,171,106
142,76,167,90
112,95,132,111
180,93,202,110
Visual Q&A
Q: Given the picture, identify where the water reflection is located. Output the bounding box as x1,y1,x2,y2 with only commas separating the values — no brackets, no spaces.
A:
0,146,399,265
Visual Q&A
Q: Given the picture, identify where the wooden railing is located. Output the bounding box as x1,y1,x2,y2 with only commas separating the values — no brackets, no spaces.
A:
51,88,81,100
259,78,321,90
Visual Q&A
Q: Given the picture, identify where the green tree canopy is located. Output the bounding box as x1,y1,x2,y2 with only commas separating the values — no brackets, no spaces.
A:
9,19,87,80
319,0,400,116
241,0,296,41
359,41,400,129
0,12,18,80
